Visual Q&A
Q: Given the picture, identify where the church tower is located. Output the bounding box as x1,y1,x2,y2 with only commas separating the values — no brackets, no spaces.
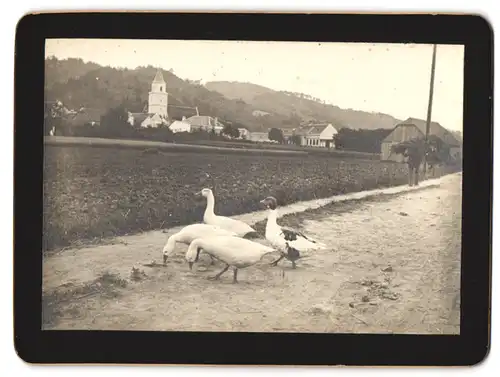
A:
148,69,168,118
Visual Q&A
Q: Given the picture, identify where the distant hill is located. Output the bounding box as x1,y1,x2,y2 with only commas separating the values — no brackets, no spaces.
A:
45,58,403,132
205,81,402,130
44,57,291,131
45,57,101,87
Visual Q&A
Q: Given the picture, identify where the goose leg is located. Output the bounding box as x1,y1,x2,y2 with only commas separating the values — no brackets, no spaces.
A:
208,264,230,281
270,255,285,267
291,261,297,269
209,255,216,265
232,268,238,284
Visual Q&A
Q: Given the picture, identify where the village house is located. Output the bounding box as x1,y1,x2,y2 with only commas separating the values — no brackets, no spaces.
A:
68,107,106,128
281,128,295,144
380,117,462,163
248,131,270,142
293,123,339,148
128,69,169,128
185,115,224,134
169,116,191,133
238,127,250,139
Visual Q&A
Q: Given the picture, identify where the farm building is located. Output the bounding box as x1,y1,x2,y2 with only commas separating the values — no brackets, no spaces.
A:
281,128,295,144
185,115,224,134
381,117,462,162
128,69,169,128
169,117,191,133
248,131,270,142
127,112,167,128
294,123,339,148
68,107,106,127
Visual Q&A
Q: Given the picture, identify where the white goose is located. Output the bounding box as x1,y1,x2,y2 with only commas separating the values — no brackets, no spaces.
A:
260,196,326,268
196,188,259,238
186,235,290,283
162,223,238,265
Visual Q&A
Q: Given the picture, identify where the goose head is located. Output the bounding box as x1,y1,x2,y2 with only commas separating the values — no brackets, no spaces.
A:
195,188,214,200
260,196,278,210
195,188,213,199
162,245,172,265
186,246,203,270
162,235,177,265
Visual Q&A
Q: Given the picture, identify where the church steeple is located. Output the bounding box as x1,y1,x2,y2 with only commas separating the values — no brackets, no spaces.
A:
148,68,168,117
151,68,166,93
152,69,165,84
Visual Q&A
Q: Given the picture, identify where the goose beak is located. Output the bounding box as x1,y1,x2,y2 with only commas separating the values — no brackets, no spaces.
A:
188,262,194,270
259,200,267,208
195,191,202,196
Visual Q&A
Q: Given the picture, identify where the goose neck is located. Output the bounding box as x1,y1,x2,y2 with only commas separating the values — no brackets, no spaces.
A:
266,209,278,230
163,234,178,256
266,209,279,228
205,192,216,217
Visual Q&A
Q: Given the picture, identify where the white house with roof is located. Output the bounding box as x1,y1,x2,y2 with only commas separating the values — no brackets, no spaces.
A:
128,69,169,128
293,123,339,148
185,115,224,134
169,116,191,133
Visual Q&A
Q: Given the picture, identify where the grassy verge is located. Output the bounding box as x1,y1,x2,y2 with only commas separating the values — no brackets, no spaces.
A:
187,139,381,160
42,271,129,329
45,136,380,160
45,136,306,157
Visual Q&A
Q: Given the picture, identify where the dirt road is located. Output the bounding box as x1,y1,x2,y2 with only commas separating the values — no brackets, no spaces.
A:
43,173,461,334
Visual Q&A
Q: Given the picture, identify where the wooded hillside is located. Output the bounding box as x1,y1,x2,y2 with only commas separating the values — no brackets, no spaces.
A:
205,81,402,130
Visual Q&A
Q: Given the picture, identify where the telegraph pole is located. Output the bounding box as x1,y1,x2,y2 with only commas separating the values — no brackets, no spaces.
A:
423,44,437,177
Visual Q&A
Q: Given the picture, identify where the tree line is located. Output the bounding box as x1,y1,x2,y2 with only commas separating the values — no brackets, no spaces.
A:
333,128,392,153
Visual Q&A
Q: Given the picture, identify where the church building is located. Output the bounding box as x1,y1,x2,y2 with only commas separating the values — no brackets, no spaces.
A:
128,69,169,128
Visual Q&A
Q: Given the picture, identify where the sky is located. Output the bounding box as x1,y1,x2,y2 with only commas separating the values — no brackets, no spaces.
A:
45,39,464,132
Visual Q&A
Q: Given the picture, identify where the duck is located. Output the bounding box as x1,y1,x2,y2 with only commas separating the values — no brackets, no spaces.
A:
280,242,302,269
162,223,238,265
196,188,260,238
185,235,293,283
259,196,326,268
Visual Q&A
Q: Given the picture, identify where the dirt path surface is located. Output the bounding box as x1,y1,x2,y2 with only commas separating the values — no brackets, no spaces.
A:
43,173,461,334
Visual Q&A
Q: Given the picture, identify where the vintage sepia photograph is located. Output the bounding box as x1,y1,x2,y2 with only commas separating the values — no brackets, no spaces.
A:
42,38,464,334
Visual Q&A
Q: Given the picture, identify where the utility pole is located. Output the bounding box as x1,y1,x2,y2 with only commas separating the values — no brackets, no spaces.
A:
423,44,437,177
